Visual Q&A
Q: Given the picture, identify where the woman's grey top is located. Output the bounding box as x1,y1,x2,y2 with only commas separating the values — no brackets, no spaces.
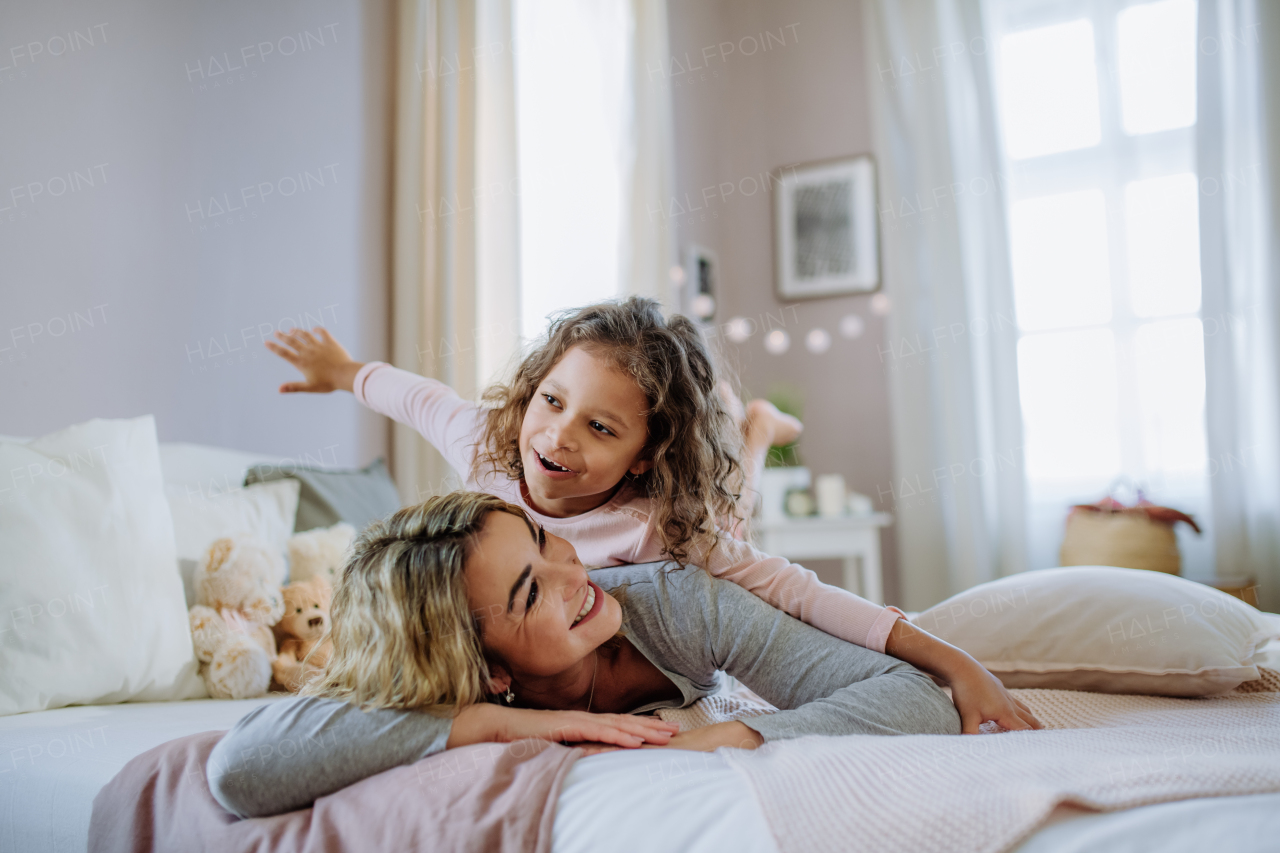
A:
207,562,960,817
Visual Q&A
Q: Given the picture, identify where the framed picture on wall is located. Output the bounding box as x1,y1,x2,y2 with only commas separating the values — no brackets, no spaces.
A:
773,154,880,300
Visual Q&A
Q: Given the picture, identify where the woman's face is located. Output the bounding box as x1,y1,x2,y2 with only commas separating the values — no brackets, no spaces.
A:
465,509,622,679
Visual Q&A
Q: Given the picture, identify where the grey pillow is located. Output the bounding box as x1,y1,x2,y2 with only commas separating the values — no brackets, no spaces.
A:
244,457,402,533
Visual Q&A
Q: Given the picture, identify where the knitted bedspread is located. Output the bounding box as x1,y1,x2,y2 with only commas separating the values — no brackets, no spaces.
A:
657,670,1280,853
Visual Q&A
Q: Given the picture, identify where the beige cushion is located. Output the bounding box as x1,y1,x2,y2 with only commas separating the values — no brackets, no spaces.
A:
911,566,1280,696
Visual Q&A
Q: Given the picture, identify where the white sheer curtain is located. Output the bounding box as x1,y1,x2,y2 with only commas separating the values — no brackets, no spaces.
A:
1198,0,1280,611
865,0,1028,610
622,0,678,309
514,0,629,341
391,0,675,501
391,0,521,502
514,0,677,343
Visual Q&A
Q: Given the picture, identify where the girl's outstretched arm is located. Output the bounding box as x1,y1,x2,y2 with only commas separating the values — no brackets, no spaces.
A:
267,327,482,480
266,326,364,394
696,534,905,653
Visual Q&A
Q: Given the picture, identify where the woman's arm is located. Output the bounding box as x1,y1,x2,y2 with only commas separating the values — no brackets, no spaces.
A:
628,567,962,747
693,536,1039,733
207,695,454,818
207,696,677,818
713,581,962,742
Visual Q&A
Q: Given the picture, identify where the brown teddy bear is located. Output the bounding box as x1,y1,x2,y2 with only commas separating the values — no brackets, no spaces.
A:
271,575,333,693
188,536,286,699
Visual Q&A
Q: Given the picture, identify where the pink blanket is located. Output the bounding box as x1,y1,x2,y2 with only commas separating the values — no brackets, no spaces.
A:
88,730,581,853
721,687,1280,853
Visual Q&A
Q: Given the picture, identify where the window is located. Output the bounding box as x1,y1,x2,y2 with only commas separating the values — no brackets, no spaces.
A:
513,0,630,342
986,0,1212,574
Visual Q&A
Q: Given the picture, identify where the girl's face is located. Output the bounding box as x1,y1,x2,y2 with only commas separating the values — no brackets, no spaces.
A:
518,345,652,517
466,509,622,679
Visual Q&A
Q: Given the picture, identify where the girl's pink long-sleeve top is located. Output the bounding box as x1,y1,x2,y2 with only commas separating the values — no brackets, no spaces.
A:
353,362,905,653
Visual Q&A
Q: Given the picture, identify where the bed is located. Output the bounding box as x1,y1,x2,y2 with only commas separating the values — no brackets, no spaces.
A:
2,689,1279,853
3,434,1279,852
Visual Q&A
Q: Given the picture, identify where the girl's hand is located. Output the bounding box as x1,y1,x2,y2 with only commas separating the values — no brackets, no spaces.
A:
948,665,1043,734
447,704,679,750
265,327,363,394
884,618,1043,734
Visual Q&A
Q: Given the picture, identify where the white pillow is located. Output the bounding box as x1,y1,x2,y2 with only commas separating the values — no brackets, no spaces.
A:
166,479,300,606
158,442,279,493
0,417,205,716
911,566,1280,696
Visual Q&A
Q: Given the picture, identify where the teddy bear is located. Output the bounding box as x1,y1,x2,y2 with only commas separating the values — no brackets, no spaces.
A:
188,536,286,700
286,522,355,587
271,575,333,693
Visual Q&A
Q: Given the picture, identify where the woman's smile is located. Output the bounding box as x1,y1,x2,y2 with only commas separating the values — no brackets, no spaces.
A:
571,581,601,628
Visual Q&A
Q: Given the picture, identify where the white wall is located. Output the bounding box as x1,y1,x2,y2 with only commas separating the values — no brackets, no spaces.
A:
0,0,392,469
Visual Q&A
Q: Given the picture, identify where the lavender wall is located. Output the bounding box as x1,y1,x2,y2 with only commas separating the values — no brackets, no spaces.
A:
666,0,902,602
0,0,393,469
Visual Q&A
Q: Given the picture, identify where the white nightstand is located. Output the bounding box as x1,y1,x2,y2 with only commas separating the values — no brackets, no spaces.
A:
752,512,893,603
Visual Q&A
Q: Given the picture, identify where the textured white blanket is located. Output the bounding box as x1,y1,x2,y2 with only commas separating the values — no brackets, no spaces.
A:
659,672,1280,853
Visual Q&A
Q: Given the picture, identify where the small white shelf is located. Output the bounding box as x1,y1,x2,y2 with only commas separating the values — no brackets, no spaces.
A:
752,513,894,604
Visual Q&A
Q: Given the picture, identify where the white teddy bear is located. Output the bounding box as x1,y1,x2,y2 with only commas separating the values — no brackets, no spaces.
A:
188,536,286,700
286,522,355,586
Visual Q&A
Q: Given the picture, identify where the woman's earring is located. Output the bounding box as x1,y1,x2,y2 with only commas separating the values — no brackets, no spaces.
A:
503,687,515,705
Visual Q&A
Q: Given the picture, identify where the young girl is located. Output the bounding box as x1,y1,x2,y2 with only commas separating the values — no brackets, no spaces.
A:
266,298,1039,734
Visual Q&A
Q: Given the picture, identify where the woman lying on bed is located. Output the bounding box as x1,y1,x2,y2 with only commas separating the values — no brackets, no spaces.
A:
208,491,963,819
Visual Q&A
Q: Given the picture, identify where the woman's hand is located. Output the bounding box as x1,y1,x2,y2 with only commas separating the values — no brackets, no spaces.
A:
948,665,1042,734
447,704,679,750
265,326,363,394
642,720,764,752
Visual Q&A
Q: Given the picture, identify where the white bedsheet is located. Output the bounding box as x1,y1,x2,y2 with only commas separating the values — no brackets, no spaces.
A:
0,697,284,852
553,750,1280,853
2,697,1278,853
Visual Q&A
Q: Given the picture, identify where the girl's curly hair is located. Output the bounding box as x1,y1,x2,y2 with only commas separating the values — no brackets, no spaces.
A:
472,297,746,566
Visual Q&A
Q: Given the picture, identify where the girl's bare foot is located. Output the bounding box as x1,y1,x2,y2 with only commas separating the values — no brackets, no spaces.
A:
717,380,747,425
745,398,803,448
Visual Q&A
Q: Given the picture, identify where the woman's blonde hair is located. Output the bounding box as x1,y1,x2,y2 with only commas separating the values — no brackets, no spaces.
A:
473,297,746,566
299,491,523,713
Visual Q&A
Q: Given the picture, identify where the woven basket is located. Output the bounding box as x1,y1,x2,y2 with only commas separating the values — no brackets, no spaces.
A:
1060,508,1182,574
1059,490,1200,575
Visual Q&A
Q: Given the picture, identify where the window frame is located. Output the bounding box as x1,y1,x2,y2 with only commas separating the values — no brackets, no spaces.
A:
983,0,1217,574
987,0,1206,489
